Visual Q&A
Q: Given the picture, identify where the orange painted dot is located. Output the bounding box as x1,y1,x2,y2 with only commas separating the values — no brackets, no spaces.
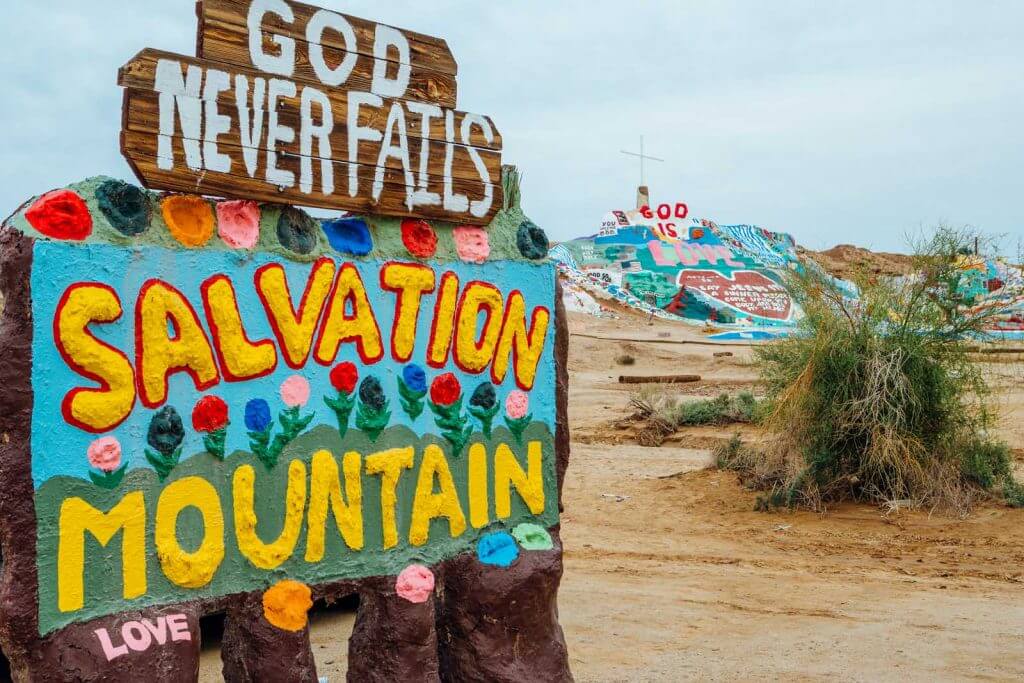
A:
161,195,215,247
262,580,313,632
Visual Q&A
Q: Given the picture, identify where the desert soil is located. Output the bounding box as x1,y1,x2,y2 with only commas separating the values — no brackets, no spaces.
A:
201,312,1024,682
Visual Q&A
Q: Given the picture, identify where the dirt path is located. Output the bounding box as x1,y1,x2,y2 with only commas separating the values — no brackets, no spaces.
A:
201,312,1024,681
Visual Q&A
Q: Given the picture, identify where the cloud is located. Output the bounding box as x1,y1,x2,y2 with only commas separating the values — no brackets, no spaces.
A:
2,0,1021,251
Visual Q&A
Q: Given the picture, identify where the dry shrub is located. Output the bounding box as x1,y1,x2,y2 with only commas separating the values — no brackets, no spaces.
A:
735,228,1021,515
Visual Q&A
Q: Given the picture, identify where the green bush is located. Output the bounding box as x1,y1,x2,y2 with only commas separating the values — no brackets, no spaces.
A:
745,228,1019,513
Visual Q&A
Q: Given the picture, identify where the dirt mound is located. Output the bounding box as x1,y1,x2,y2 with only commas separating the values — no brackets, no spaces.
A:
801,243,915,279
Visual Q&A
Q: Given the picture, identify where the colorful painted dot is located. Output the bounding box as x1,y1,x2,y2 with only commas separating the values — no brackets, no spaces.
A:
161,195,215,247
95,180,151,236
512,523,554,551
24,189,93,241
516,219,549,260
477,531,519,568
453,225,490,264
395,564,435,604
216,200,261,249
261,580,312,632
322,217,372,256
401,219,437,258
276,206,319,255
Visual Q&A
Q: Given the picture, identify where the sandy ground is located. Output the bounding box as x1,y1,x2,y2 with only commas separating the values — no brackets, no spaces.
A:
200,312,1024,681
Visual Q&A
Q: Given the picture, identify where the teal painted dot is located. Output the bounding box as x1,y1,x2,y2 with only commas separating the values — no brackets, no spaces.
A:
477,531,519,567
512,523,553,551
323,217,373,256
517,219,548,260
95,180,151,236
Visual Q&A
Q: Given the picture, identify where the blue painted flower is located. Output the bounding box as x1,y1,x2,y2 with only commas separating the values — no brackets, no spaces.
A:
322,217,373,256
403,364,427,394
244,398,272,432
477,531,520,568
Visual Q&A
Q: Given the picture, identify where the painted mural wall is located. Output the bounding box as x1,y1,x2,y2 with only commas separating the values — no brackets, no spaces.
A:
552,214,802,328
0,172,572,681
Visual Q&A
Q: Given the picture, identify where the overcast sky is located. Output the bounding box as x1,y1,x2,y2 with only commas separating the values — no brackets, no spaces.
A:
1,1,1021,252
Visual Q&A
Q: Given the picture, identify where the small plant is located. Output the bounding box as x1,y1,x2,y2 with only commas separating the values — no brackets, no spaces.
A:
355,376,391,442
616,354,636,366
325,362,358,437
192,395,229,460
746,227,1021,514
429,373,472,456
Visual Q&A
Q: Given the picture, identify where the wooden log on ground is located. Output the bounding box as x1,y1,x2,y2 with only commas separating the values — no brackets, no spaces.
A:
618,374,701,385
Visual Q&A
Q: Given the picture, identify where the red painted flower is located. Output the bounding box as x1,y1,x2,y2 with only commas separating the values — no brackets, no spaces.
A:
401,219,438,259
192,395,229,433
430,373,461,406
25,189,93,240
330,362,359,394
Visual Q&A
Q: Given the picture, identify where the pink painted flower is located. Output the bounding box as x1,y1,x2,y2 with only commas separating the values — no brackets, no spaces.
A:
87,436,122,473
280,375,311,408
395,564,435,604
505,391,529,420
216,200,261,249
453,226,490,264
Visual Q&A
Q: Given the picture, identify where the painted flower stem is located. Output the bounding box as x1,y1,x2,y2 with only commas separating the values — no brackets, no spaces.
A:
324,391,357,437
430,397,473,457
145,446,182,482
203,427,229,460
468,403,500,439
263,406,315,469
504,413,533,445
88,463,128,490
247,426,274,469
398,377,427,420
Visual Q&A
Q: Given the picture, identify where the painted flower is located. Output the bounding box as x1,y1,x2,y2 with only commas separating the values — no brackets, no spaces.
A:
402,364,427,394
276,206,319,255
87,436,122,473
505,391,529,420
430,373,461,406
453,225,490,264
280,375,311,408
401,219,438,259
147,406,184,456
516,219,548,260
395,565,435,604
358,376,386,412
95,179,151,237
245,399,273,432
470,383,497,411
330,362,359,394
161,195,215,248
192,395,229,433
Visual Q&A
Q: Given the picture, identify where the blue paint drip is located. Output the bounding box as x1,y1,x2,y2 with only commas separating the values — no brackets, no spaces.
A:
477,531,519,568
323,218,373,256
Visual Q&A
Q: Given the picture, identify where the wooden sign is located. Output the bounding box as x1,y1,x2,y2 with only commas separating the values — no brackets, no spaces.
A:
119,0,503,223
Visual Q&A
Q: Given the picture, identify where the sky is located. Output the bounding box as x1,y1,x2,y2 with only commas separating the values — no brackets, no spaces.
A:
1,1,1021,253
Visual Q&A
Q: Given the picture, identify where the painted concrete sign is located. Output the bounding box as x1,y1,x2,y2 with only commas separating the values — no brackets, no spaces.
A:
0,173,571,681
120,0,503,223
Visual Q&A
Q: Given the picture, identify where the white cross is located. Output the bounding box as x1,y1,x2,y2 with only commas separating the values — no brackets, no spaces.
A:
620,136,664,186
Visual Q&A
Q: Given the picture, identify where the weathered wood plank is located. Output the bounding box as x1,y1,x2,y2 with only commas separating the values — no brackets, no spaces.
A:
122,87,500,184
617,375,702,385
118,49,500,151
197,0,458,78
121,129,503,224
199,19,457,107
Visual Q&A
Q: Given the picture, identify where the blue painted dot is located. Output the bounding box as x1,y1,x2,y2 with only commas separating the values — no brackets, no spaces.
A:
477,531,519,568
323,218,373,256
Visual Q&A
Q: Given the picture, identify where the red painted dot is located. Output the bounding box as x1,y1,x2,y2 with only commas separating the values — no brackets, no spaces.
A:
401,219,437,259
24,189,93,241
